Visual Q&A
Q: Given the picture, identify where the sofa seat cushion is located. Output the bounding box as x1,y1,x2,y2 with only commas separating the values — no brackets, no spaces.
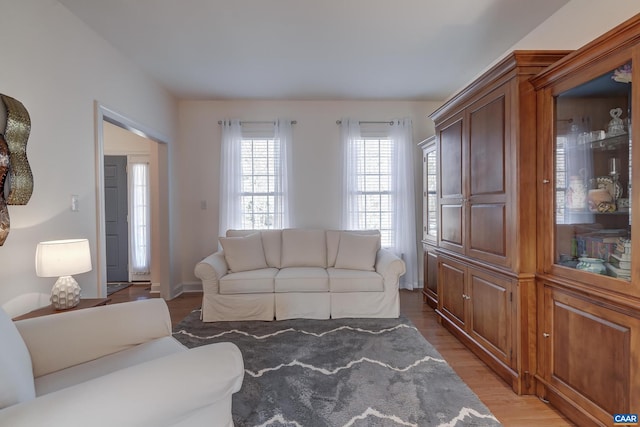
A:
275,267,329,292
328,268,384,292
219,268,278,294
34,336,186,396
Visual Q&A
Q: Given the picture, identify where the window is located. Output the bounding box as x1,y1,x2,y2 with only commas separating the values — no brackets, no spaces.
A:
340,118,418,290
240,137,283,229
130,162,150,274
353,137,394,247
219,120,292,233
555,136,567,224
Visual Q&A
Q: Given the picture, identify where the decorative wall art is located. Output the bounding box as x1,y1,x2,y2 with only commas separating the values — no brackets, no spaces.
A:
0,94,32,245
0,134,9,245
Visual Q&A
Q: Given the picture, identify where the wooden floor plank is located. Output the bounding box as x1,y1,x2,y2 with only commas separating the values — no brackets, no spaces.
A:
110,286,573,426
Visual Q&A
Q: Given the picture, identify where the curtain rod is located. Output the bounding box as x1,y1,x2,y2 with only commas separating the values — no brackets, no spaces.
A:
217,120,297,125
335,120,395,125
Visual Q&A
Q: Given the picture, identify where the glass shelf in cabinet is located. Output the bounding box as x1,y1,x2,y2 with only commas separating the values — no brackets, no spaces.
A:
588,133,629,150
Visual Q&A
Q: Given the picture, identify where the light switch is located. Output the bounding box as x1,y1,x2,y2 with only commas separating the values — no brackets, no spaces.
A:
71,195,79,212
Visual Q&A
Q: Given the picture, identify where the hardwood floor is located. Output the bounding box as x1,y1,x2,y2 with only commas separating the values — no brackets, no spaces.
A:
111,285,573,426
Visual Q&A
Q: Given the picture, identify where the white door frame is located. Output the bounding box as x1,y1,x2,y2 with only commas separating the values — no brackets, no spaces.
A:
94,102,170,298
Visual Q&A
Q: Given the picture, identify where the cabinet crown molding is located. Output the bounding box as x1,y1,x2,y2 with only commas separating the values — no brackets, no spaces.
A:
430,50,571,122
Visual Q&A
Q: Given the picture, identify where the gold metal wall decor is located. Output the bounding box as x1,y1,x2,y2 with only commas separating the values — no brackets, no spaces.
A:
0,134,9,245
1,95,32,205
0,94,32,245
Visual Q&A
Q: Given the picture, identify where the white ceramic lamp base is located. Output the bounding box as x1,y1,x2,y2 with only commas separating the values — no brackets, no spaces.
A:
50,275,81,309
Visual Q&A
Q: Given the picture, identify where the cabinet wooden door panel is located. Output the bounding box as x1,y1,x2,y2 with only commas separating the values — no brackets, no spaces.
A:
438,115,465,255
469,95,506,196
467,86,510,267
469,203,506,257
438,257,466,329
439,119,463,198
541,286,640,421
422,244,438,308
426,250,438,296
440,204,463,248
469,267,512,364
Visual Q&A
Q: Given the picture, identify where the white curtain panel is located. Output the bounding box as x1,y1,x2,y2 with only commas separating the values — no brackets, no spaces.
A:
340,118,361,230
219,120,243,235
274,119,293,229
390,119,419,290
130,162,151,274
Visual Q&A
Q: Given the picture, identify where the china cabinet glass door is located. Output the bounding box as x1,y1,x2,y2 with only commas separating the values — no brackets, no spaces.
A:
554,61,632,281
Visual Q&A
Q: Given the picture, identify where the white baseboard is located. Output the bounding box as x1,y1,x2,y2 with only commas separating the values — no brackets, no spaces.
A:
181,282,203,293
149,282,161,294
165,282,203,300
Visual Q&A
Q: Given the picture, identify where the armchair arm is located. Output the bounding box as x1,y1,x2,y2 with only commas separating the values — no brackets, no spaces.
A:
0,342,244,427
15,299,172,378
194,251,228,295
375,248,406,291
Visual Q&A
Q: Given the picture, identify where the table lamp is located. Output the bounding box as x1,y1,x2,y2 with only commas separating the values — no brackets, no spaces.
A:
35,238,92,309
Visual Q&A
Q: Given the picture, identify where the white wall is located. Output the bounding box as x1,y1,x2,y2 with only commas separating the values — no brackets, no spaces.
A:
509,0,640,51
451,2,640,97
0,0,177,307
176,100,441,285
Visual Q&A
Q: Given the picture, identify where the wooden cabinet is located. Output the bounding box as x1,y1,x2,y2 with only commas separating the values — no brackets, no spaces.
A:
532,15,640,427
419,136,438,308
430,51,569,394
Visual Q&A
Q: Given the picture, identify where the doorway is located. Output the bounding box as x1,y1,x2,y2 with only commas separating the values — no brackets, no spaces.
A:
94,102,171,299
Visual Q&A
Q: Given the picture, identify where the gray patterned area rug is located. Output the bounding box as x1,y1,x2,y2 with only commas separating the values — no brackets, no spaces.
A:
173,311,501,427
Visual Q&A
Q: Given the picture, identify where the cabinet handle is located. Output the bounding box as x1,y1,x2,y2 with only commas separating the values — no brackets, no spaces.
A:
543,333,550,338
542,179,550,184
462,294,471,300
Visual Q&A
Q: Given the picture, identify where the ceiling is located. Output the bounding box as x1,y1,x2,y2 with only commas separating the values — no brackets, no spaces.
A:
58,0,570,101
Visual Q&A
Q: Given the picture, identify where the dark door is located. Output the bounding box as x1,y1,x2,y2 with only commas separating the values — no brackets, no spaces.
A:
104,155,128,282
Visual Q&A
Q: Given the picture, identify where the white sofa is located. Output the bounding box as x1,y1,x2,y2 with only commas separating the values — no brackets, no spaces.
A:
195,229,406,322
0,299,244,427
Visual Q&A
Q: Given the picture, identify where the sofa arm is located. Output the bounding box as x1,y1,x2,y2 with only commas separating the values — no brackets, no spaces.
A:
15,299,172,378
0,342,244,427
194,251,228,295
375,248,406,290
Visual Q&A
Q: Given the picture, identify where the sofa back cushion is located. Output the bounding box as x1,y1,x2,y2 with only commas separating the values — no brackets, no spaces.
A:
334,232,380,271
281,229,327,268
326,230,381,267
226,229,282,268
219,233,268,273
0,307,35,409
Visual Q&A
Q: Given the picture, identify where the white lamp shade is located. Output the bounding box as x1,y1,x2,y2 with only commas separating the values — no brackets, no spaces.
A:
35,239,92,278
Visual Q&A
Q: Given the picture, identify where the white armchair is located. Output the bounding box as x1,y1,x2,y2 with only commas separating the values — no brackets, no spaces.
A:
0,299,244,427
